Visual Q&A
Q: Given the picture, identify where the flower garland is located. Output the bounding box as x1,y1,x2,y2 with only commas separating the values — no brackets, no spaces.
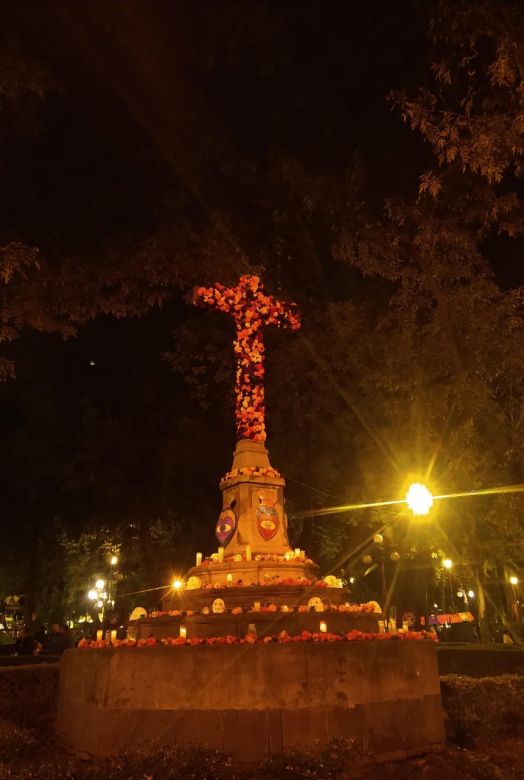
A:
220,465,281,483
199,575,315,588
78,629,437,650
148,601,380,618
194,275,300,442
200,554,313,566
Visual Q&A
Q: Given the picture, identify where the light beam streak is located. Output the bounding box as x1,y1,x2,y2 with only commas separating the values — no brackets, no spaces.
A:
293,483,524,519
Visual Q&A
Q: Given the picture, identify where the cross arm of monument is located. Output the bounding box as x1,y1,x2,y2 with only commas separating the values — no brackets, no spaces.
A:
258,293,301,331
193,282,237,313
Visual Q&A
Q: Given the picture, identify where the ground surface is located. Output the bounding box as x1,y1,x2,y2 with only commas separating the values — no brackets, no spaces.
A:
0,717,523,780
354,740,524,779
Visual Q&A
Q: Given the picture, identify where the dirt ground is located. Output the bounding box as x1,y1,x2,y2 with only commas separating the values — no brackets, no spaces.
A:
350,739,524,780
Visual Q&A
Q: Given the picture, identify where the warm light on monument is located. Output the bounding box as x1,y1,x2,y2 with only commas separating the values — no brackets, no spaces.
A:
405,483,433,515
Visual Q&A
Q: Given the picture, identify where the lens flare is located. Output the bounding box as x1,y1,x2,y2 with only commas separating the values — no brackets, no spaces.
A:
405,483,433,515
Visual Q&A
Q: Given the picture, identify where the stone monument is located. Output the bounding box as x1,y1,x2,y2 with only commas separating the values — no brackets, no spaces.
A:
156,274,360,627
55,274,445,764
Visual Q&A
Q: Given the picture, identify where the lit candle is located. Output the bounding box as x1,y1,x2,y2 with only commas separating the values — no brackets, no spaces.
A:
226,573,233,586
378,620,385,634
254,601,261,612
402,621,409,633
217,547,224,563
110,630,117,643
196,552,202,566
96,629,103,642
246,545,252,561
300,550,306,560
180,625,187,639
294,548,300,558
319,621,327,633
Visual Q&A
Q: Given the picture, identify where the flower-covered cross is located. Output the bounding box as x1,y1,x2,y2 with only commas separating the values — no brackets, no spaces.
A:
194,275,301,442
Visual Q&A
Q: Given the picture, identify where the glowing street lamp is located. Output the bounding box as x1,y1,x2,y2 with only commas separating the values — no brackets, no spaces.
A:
405,483,433,515
443,558,453,570
95,578,105,590
87,589,98,601
509,576,519,586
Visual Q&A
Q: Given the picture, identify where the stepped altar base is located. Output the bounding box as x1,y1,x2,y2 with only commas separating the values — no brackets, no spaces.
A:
56,641,445,762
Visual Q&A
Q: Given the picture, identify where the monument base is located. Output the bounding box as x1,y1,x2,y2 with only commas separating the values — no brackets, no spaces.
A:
56,642,445,763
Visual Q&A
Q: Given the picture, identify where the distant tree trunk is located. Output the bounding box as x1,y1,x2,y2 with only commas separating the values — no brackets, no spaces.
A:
474,565,489,642
24,516,39,629
139,514,154,587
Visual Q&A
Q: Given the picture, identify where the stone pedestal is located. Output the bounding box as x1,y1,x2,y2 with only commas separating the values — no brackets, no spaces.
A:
56,642,445,762
218,439,290,557
179,438,320,590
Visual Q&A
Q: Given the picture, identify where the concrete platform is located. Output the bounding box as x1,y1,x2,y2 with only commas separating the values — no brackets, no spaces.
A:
55,641,445,762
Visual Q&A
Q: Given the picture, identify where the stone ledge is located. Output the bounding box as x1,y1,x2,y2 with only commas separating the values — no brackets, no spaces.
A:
55,641,444,761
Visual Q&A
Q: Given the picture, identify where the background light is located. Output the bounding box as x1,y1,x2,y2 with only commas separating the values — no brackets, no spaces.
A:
110,555,118,566
443,558,453,570
467,590,475,598
405,483,433,515
173,579,182,590
95,579,105,589
509,576,519,585
87,589,97,600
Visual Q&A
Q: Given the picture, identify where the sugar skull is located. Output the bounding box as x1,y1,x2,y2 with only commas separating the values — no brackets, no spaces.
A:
212,598,226,614
256,492,280,542
215,501,237,546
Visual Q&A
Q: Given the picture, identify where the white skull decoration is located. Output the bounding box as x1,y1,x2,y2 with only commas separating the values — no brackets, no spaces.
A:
212,598,226,614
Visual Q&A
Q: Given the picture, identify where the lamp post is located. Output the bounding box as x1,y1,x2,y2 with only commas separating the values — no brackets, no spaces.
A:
442,559,453,613
87,579,108,623
509,575,520,623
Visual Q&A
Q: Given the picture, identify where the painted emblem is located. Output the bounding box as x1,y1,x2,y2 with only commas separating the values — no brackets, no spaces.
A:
215,505,237,546
256,495,279,541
